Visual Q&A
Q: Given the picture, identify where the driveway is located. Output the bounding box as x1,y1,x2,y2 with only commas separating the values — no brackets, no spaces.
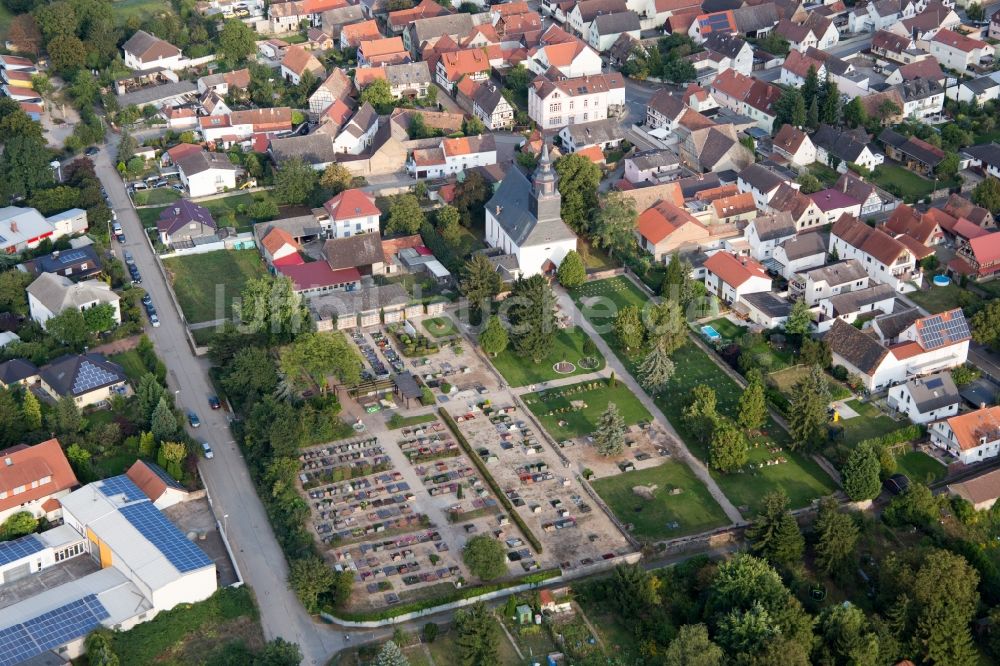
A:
93,136,345,664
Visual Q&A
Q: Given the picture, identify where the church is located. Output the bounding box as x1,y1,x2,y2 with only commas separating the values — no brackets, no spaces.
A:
484,145,578,278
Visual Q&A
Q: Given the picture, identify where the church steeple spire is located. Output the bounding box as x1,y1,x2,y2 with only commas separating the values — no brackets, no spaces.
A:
530,141,560,222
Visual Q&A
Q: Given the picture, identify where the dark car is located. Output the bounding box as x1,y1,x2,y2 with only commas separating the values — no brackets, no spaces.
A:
188,411,201,428
84,146,99,156
884,473,910,495
208,395,221,410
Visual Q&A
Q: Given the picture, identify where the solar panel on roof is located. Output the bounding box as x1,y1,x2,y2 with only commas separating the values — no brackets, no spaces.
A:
0,535,43,567
56,249,88,265
120,502,213,573
99,475,147,503
72,360,120,395
925,378,944,389
0,594,110,666
917,311,971,350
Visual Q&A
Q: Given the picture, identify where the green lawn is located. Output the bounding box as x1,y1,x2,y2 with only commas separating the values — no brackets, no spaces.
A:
573,277,836,513
592,462,731,539
113,0,175,19
808,162,841,188
0,3,12,40
896,450,947,484
387,412,438,430
523,380,651,439
573,275,650,318
163,250,268,323
135,188,181,206
490,326,604,387
704,317,746,341
907,284,969,314
422,316,457,338
840,399,904,446
139,193,285,233
871,165,956,203
110,349,149,383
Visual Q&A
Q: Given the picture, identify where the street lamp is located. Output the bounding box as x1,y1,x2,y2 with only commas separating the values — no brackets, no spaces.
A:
223,514,229,534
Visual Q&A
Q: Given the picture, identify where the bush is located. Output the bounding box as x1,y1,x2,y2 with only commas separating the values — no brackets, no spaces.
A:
856,425,925,450
831,365,848,381
422,622,439,643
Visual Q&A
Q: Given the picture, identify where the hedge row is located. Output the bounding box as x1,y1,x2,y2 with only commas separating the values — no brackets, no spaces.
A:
438,408,544,554
857,424,925,451
322,568,560,622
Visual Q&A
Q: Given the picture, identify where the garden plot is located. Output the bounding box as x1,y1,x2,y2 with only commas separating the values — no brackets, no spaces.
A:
445,400,632,572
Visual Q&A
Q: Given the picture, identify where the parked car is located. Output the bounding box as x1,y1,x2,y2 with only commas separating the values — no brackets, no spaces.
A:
141,293,151,306
172,184,185,192
188,411,201,428
149,312,160,327
208,395,221,410
84,146,99,156
153,180,168,188
124,251,134,265
201,441,214,459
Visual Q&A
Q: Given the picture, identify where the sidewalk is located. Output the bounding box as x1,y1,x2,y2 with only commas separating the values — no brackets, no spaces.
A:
554,286,745,525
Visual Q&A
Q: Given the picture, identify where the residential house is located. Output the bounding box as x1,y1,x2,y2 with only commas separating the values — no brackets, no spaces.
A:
791,259,870,306
407,135,498,178
929,28,993,73
635,200,710,260
340,19,383,49
816,282,896,331
766,183,828,232
992,9,1000,40
557,119,623,152
885,58,947,87
780,49,825,87
0,438,77,523
879,128,944,176
358,37,409,67
737,163,791,209
332,103,380,154
175,150,239,197
405,14,477,57
812,124,884,173
678,124,754,173
19,245,101,281
309,69,354,119
825,307,970,391
897,1,960,40
746,211,796,261
740,291,793,327
942,192,994,228
830,213,921,291
930,404,1000,464
0,359,39,388
964,142,1000,179
568,0,629,42
197,68,251,96
947,74,1000,104
888,372,960,424
27,273,121,329
772,232,827,280
625,149,682,185
952,231,1000,278
527,72,625,129
703,251,772,304
773,18,817,52
436,49,492,89
884,203,944,247
199,107,294,147
645,89,688,131
524,39,603,78
387,0,449,34
709,69,781,132
893,77,944,119
322,5,366,38
356,62,432,99
40,353,129,407
484,146,578,277
772,124,816,170
322,232,386,277
608,33,643,69
261,227,303,266
849,0,916,34
122,31,183,71
701,32,754,76
812,189,862,225
587,11,641,52
318,188,381,239
871,29,921,64
306,28,334,51
281,45,325,84
470,82,514,130
156,200,217,247
836,172,893,217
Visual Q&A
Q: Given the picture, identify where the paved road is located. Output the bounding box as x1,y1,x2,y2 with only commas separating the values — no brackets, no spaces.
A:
554,285,745,525
92,140,343,665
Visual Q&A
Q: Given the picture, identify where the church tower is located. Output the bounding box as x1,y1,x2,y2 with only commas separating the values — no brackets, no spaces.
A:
530,143,562,224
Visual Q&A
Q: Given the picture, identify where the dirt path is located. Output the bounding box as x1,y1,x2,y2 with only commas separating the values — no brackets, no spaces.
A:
90,334,142,355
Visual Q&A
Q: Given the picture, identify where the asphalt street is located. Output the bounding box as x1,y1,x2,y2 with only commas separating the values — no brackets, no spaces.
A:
93,138,344,665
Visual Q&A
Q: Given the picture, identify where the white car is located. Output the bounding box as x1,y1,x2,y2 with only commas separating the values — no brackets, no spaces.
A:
202,441,214,459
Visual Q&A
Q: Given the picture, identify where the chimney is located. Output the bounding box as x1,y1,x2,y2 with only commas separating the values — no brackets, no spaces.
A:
4,457,10,466
9,221,17,233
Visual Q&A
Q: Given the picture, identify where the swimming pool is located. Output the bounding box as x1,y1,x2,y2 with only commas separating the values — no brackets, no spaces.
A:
701,325,722,342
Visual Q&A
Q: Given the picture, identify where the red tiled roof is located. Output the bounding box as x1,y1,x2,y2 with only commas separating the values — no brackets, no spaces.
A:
831,214,909,266
932,27,987,53
165,143,203,163
969,231,1000,265
943,405,1000,451
279,263,361,290
704,251,769,287
576,145,605,163
324,188,380,220
0,439,77,514
636,200,704,244
262,227,301,255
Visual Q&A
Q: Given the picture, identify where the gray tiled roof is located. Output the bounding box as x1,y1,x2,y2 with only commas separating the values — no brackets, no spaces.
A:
803,259,868,286
628,149,679,171
562,118,620,147
592,11,641,35
40,353,127,397
410,13,476,46
0,359,38,385
751,211,796,242
485,166,576,247
905,372,959,412
873,307,921,341
824,319,888,374
742,291,791,318
828,282,895,316
323,233,385,270
779,232,825,261
269,134,338,165
385,62,432,87
27,273,120,315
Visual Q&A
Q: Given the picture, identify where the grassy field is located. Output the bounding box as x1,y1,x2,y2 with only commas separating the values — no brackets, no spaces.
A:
163,250,268,323
840,399,904,446
872,165,955,203
896,450,947,484
592,462,730,539
113,0,175,20
808,162,841,187
572,278,836,514
422,316,457,338
490,326,604,387
386,412,438,430
573,275,650,323
907,284,969,314
524,380,652,439
110,587,263,664
703,317,746,341
769,365,852,401
135,188,181,206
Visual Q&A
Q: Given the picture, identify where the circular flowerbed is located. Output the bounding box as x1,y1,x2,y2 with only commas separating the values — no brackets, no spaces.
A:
578,356,600,370
553,361,576,374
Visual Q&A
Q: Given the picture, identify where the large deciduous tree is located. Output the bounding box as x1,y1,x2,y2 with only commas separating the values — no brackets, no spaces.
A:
273,156,317,205
219,19,256,63
462,535,507,580
591,193,637,259
554,153,600,234
385,193,425,236
478,316,508,357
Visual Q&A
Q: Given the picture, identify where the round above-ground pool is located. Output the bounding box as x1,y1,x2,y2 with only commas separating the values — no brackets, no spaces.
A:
933,275,951,287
